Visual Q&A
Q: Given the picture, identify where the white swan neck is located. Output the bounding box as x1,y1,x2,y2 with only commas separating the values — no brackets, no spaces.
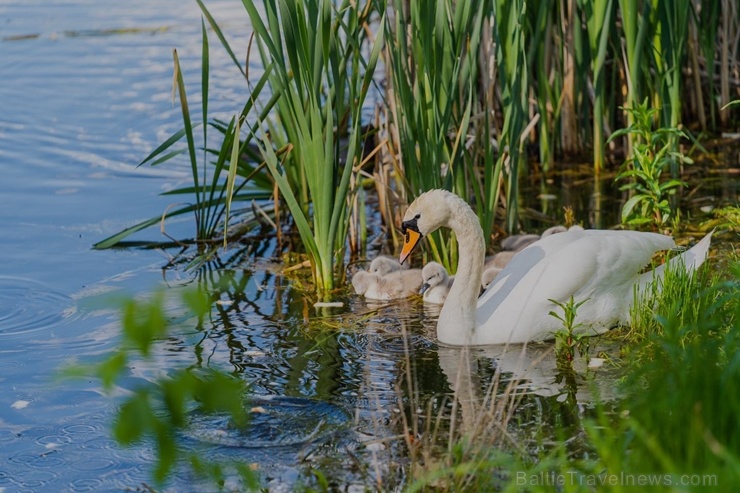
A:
437,195,485,345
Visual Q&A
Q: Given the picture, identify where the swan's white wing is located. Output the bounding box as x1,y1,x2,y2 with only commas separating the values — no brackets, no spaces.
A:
475,229,675,344
635,230,713,294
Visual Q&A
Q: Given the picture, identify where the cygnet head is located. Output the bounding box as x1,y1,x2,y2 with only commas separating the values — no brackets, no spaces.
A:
369,256,404,276
351,271,373,295
541,225,567,237
420,261,450,295
481,266,502,289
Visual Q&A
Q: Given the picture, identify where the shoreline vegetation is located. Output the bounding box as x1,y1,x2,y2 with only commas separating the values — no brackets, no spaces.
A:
84,0,740,490
95,0,739,295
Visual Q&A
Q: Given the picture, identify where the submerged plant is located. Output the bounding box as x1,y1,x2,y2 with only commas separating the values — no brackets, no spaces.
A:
549,295,591,364
610,99,691,231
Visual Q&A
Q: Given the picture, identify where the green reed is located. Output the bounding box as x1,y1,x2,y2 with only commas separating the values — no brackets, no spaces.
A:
588,261,740,488
383,0,488,269
583,0,614,174
652,1,691,178
94,10,276,250
243,0,384,297
493,0,529,233
98,0,740,289
527,0,557,173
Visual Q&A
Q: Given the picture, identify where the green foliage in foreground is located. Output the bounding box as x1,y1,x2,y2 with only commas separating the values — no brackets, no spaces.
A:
406,259,740,492
64,289,257,489
598,262,740,486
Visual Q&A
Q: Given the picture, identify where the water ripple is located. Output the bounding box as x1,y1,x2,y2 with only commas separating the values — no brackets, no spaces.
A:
68,478,104,492
185,395,350,449
0,276,76,337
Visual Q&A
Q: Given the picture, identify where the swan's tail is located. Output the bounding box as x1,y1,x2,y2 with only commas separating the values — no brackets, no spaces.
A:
635,230,713,294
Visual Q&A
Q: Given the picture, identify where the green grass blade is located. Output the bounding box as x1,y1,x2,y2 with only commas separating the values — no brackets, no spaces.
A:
196,0,247,78
138,127,195,167
172,49,203,238
146,149,187,167
223,117,241,248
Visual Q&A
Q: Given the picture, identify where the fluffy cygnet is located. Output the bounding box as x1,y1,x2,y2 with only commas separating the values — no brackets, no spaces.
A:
481,250,517,289
500,225,568,252
500,233,539,252
420,262,454,305
368,255,406,275
352,267,422,301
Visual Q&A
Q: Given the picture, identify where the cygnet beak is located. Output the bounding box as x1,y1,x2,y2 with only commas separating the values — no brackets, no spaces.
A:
419,282,431,295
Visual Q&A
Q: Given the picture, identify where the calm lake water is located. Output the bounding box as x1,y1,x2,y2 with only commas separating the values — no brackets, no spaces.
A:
2,1,735,492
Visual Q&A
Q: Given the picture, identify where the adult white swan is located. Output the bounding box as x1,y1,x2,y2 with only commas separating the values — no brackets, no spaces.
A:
399,189,712,346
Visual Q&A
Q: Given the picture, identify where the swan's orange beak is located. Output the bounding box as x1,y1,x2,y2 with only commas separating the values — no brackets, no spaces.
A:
399,229,421,265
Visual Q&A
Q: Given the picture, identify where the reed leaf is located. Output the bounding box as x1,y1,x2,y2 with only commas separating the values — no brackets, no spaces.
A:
172,48,204,238
582,0,614,174
223,117,241,248
653,0,690,178
384,0,488,269
242,0,384,296
99,21,276,250
195,0,247,78
493,0,528,233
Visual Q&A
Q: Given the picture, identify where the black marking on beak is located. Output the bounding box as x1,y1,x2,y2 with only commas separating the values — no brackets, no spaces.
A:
401,215,421,241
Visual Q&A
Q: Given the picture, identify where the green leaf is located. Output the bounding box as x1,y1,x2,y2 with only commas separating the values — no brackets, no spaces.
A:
223,117,241,248
113,391,153,445
138,126,198,167
96,352,127,391
622,194,648,222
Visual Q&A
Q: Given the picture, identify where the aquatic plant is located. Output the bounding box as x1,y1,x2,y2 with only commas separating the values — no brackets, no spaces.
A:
94,9,277,250
64,289,257,488
624,249,712,343
243,0,385,298
583,0,614,174
383,0,490,268
611,99,691,231
549,295,591,364
586,261,740,488
491,0,529,234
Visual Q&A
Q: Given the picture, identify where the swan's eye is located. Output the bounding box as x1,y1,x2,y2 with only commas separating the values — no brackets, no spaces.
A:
414,214,420,220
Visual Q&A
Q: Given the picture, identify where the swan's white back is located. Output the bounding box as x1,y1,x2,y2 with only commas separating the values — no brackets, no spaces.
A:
474,228,696,344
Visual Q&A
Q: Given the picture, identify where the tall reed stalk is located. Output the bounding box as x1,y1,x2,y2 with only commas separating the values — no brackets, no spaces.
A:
243,0,384,297
652,0,691,178
618,0,649,137
384,0,488,268
493,0,529,233
583,0,614,174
